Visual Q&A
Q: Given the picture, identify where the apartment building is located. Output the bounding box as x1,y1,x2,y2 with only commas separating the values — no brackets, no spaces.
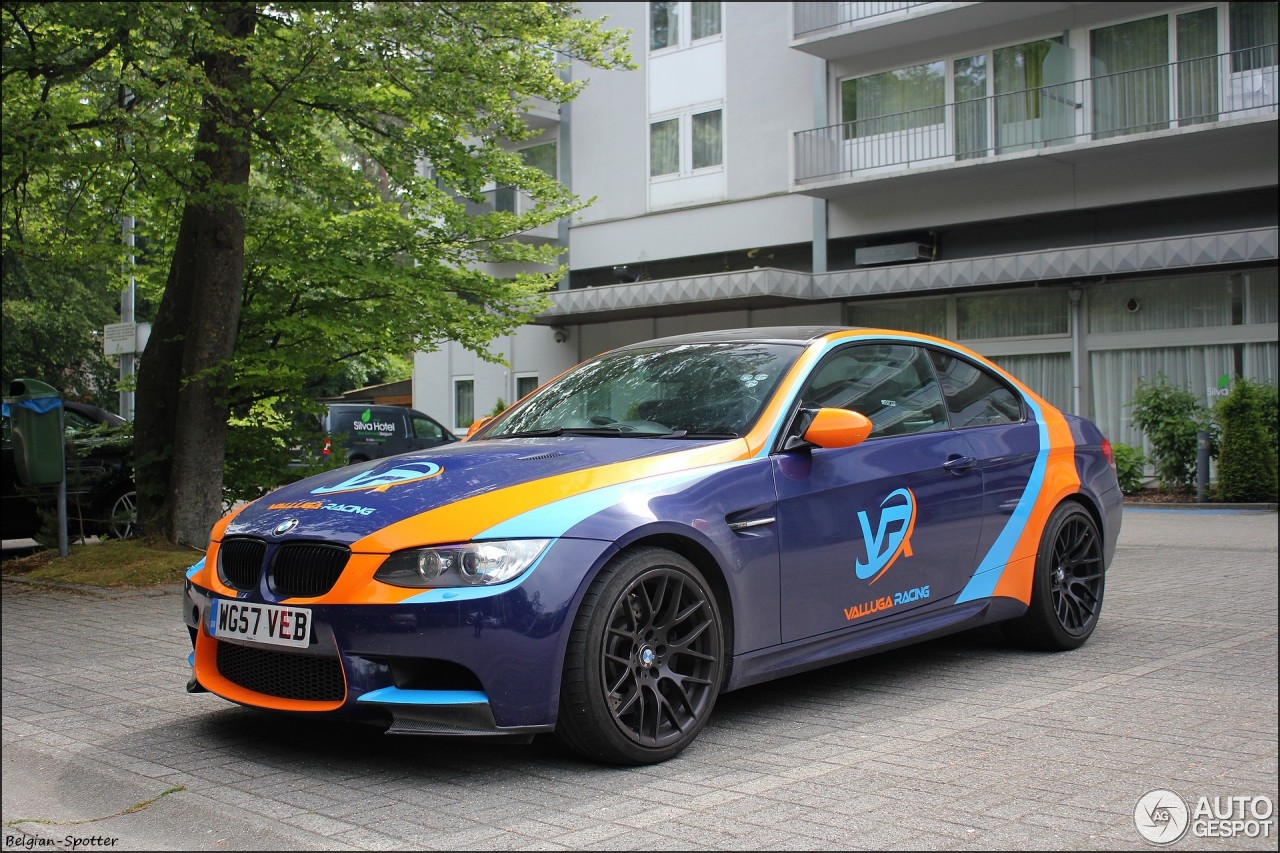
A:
412,1,1278,456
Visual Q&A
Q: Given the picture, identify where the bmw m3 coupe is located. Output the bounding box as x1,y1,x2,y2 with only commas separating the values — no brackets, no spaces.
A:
183,327,1122,764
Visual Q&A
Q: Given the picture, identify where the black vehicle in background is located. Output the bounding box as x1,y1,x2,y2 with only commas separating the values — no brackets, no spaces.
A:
1,401,137,541
306,403,458,465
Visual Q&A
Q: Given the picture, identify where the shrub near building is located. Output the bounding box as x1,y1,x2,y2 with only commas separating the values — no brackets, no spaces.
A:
1130,375,1214,494
1215,379,1279,503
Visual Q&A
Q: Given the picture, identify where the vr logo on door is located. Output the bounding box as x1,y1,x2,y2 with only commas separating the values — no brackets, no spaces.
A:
854,487,917,584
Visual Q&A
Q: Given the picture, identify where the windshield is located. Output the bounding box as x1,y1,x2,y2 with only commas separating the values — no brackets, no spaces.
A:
484,342,803,439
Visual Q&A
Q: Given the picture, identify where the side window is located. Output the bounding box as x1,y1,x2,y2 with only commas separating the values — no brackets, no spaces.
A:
412,415,444,441
63,410,95,435
801,344,949,438
927,350,1024,427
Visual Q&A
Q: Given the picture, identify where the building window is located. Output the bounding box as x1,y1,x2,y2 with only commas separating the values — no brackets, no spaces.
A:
650,108,723,178
520,142,557,178
651,2,721,52
1230,1,1278,72
1091,16,1170,139
650,118,680,176
958,289,1069,339
691,2,722,41
691,110,723,169
516,374,539,401
847,297,947,338
454,379,474,430
841,61,945,140
651,2,678,50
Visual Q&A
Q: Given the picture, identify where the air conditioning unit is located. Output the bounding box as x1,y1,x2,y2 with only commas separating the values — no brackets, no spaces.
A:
855,241,933,266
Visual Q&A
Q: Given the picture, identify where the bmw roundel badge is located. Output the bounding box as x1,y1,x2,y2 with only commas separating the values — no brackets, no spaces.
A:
273,518,299,537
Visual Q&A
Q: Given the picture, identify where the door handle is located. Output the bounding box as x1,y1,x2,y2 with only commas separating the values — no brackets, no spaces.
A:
943,455,977,472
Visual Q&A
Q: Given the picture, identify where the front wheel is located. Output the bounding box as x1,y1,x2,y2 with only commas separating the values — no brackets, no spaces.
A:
1004,502,1105,651
556,547,725,765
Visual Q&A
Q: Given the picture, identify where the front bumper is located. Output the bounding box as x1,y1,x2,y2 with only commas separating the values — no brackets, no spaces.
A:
183,537,614,735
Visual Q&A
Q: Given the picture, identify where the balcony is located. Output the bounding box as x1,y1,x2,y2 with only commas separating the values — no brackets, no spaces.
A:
794,46,1278,194
793,1,931,38
792,3,1201,66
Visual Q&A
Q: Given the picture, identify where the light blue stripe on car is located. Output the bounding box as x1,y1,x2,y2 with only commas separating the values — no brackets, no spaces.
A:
186,557,205,579
357,687,488,705
955,393,1050,604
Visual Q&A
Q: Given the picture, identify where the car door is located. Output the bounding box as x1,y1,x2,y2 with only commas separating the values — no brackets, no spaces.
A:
925,347,1037,588
773,342,985,643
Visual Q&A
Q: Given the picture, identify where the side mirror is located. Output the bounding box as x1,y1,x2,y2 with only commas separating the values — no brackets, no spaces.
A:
795,407,873,449
466,417,490,439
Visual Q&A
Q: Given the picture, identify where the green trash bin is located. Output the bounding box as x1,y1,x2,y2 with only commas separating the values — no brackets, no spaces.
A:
7,378,65,486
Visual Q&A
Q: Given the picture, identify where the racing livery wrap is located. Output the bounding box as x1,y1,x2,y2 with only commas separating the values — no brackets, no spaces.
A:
185,327,1122,764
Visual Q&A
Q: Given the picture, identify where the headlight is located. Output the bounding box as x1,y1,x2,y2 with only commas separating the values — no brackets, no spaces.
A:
374,539,551,588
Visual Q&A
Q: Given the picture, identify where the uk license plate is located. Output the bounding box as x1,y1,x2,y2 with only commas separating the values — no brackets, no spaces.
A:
209,599,311,649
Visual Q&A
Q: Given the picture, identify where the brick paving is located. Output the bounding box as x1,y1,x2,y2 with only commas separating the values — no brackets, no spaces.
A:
2,509,1276,850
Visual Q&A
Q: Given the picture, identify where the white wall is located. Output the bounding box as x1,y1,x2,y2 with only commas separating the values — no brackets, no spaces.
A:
413,324,579,432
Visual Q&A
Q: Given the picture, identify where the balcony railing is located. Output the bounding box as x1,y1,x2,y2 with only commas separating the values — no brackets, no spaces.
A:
794,2,929,38
795,46,1277,183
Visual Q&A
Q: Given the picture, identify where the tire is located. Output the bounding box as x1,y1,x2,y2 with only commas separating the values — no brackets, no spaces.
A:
97,483,138,540
1004,502,1105,651
556,547,725,765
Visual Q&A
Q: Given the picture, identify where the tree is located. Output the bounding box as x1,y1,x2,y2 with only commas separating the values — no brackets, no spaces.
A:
3,2,631,546
1215,378,1278,502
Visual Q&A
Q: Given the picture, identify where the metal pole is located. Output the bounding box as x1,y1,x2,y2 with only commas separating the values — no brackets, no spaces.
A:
56,405,68,557
1196,430,1210,503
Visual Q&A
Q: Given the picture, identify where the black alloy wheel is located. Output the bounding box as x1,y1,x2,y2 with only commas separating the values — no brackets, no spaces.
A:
1004,502,1105,651
1048,510,1104,635
557,547,725,765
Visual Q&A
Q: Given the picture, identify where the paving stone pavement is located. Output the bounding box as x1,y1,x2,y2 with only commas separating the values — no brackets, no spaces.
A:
2,509,1276,851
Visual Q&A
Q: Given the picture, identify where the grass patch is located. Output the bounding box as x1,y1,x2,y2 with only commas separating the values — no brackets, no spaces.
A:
1,538,203,588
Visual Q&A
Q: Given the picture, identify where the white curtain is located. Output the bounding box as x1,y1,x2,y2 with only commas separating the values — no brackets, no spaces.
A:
848,297,947,337
1244,268,1278,324
957,289,1069,339
1089,346,1233,451
692,110,722,169
1091,16,1170,139
990,353,1073,412
650,118,679,176
1088,274,1234,333
692,2,721,40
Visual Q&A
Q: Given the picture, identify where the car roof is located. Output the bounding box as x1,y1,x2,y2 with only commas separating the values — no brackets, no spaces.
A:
64,401,126,425
610,326,853,351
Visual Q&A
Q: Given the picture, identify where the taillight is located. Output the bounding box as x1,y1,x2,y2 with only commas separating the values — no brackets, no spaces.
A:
322,438,331,457
1101,437,1116,471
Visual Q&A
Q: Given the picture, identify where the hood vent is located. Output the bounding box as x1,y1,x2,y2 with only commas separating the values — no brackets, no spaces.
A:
518,452,564,462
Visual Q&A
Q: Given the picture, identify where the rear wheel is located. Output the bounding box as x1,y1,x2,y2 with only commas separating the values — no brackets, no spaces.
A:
1004,502,1105,650
557,547,725,765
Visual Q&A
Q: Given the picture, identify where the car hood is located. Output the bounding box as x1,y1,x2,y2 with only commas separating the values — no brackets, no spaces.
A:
223,436,745,548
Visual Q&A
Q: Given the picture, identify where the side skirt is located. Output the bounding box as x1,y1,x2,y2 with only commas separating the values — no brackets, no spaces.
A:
725,597,1026,692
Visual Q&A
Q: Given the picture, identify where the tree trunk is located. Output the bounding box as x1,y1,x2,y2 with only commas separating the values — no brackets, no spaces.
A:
134,3,256,548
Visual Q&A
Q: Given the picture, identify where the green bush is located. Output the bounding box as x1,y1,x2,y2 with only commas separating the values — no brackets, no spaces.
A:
1129,374,1213,493
1214,378,1278,503
1111,442,1147,494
